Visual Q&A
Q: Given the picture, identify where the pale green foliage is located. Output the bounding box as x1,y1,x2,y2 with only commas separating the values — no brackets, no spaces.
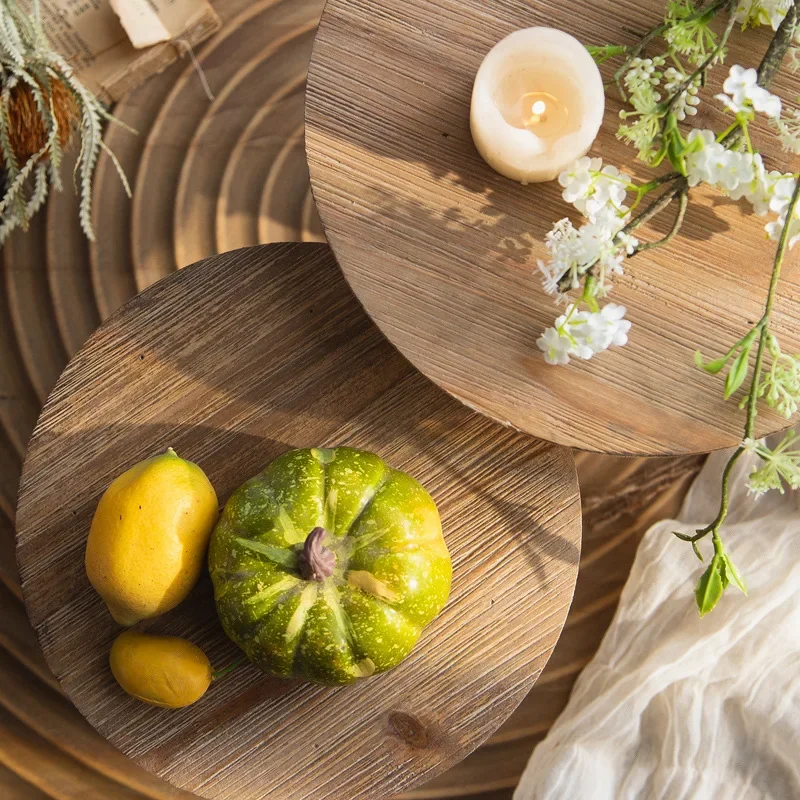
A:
0,0,130,244
617,112,664,161
754,334,800,417
664,0,720,58
743,431,800,494
617,57,668,160
586,44,628,64
772,105,800,152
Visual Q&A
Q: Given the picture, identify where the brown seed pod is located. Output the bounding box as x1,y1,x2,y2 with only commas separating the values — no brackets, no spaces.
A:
6,76,78,163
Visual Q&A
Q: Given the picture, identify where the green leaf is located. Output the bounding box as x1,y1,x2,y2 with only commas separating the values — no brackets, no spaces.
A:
692,540,704,562
695,555,724,617
695,350,729,374
741,328,759,347
718,556,730,589
235,537,297,569
724,347,751,399
673,531,704,560
586,44,628,64
722,553,747,595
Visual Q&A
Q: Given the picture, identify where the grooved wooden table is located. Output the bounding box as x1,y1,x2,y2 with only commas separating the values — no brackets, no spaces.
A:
15,244,581,800
306,0,800,455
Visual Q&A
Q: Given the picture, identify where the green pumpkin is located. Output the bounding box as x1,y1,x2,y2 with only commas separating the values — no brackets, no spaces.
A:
208,447,452,685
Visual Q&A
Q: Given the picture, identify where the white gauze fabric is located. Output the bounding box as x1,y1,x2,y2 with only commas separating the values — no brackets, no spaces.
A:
515,445,800,800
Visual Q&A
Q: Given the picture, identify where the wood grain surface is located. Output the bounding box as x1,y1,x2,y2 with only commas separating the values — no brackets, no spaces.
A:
15,244,581,800
306,0,800,456
0,1,705,797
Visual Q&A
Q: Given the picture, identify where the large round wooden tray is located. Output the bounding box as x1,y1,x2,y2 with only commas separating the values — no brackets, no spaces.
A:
306,0,800,456
14,243,581,800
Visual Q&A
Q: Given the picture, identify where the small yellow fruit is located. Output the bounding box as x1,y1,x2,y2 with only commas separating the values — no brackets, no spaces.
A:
86,448,218,626
110,631,212,708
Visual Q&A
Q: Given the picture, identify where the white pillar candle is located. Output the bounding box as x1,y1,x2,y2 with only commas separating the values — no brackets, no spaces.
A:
470,28,605,184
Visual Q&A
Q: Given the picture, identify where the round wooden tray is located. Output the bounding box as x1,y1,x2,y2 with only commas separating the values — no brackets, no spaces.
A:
15,243,581,800
306,0,800,456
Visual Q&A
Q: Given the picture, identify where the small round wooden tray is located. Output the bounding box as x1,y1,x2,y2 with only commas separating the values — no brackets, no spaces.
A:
306,0,800,456
15,244,581,800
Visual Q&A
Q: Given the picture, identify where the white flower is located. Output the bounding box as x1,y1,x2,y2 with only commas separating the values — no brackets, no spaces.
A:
723,64,759,105
715,92,749,115
538,304,632,366
663,67,701,121
749,170,783,216
624,57,665,95
750,86,782,118
765,176,800,250
541,161,637,304
735,0,791,30
559,157,599,204
685,129,719,187
718,64,782,118
720,151,758,192
616,231,639,255
577,220,636,287
537,218,584,293
728,154,780,215
685,130,738,190
766,212,800,249
774,107,800,154
571,304,632,352
536,325,575,365
768,174,797,215
626,57,659,81
685,130,760,194
558,158,631,222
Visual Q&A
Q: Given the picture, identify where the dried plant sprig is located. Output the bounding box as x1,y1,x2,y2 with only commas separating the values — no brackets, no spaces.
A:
0,0,131,244
535,0,800,615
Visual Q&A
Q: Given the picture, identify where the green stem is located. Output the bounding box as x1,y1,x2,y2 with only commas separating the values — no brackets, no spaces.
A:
621,179,687,236
741,121,754,155
212,655,246,681
716,120,740,143
689,174,800,543
634,187,689,253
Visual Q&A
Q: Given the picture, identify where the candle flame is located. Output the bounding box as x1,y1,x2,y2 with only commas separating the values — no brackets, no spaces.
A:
518,91,568,135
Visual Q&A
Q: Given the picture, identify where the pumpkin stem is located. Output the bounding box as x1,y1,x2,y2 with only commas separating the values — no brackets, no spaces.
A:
298,527,336,581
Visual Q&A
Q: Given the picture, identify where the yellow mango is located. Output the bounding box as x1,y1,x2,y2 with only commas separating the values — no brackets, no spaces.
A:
86,448,218,626
110,631,212,708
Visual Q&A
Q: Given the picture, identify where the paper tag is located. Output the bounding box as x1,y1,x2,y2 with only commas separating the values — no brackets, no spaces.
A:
109,0,171,48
